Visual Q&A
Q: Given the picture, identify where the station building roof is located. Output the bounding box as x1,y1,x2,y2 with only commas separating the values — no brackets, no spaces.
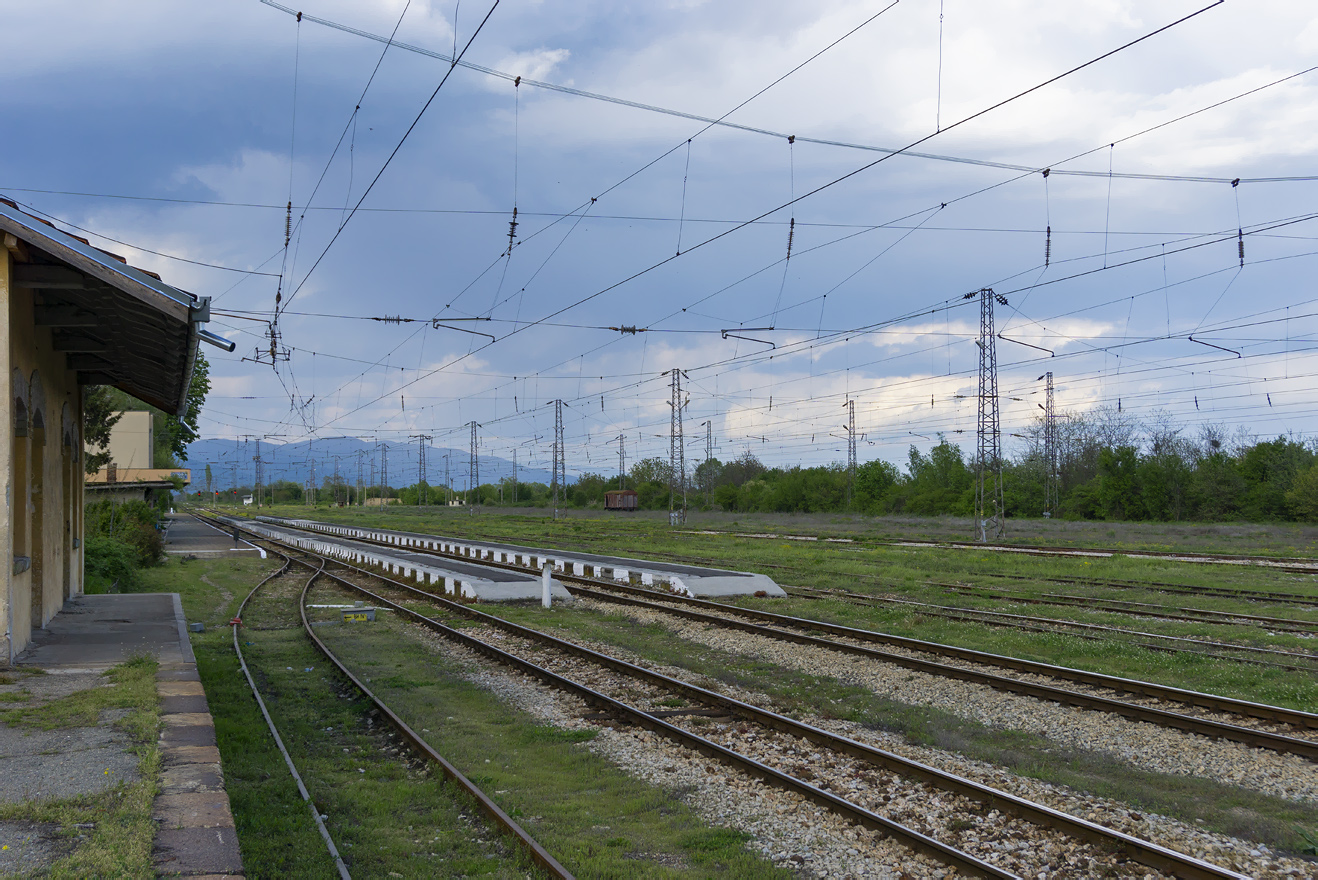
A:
0,198,215,416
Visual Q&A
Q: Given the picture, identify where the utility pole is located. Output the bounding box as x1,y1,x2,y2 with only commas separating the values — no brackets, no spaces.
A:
975,287,1007,541
443,453,451,506
468,421,479,511
411,434,432,505
308,458,316,507
380,441,389,506
230,462,237,508
512,448,518,504
551,400,565,513
668,368,686,524
1041,371,1059,518
844,400,857,507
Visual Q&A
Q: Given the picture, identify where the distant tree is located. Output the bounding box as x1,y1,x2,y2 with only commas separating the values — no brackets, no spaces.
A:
1285,463,1318,521
854,459,900,514
629,457,671,487
82,386,123,474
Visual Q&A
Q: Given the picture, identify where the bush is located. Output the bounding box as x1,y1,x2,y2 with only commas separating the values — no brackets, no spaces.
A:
84,499,163,568
84,535,141,592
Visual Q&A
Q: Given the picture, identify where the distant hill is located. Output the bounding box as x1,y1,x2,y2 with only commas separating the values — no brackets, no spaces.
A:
184,436,557,490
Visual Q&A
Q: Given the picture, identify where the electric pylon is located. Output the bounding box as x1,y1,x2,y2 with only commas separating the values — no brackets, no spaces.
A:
617,433,626,489
411,434,432,505
468,422,479,509
975,287,1007,541
1042,371,1059,518
703,420,713,505
552,400,565,511
669,369,686,524
844,400,857,506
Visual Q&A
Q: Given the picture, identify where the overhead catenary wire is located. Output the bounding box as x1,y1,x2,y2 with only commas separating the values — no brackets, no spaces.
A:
309,1,1228,436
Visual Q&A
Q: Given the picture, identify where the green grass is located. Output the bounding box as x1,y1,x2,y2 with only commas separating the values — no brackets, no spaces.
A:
0,656,160,878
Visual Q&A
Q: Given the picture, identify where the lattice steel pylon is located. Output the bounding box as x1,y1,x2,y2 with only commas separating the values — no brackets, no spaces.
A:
844,400,857,506
703,420,713,505
252,439,262,510
356,450,364,507
411,434,432,505
1042,371,1059,518
668,369,686,524
551,400,565,510
617,433,626,489
975,288,1007,541
468,421,479,509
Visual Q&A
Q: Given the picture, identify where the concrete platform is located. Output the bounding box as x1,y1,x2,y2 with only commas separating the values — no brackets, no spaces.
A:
255,515,785,598
11,594,243,876
165,514,265,558
228,516,575,603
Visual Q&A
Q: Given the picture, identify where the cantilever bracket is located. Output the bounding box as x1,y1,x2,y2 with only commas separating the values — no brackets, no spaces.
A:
1188,335,1241,358
720,328,775,349
997,332,1053,356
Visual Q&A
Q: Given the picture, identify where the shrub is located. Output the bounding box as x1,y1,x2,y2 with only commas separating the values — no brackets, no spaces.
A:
84,535,141,592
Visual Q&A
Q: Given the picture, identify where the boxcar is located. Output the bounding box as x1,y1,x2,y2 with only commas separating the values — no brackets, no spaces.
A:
603,489,638,511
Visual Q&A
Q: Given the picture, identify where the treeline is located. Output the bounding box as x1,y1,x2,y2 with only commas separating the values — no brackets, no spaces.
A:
201,409,1318,523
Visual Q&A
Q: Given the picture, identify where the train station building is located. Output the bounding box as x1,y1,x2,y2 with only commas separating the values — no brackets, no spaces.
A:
0,199,226,663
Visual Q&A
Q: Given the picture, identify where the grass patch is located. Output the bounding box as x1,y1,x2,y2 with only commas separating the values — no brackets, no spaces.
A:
0,656,161,878
0,656,158,743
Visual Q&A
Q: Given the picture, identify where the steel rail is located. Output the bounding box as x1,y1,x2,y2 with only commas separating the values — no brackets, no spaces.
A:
561,582,1318,759
245,514,1318,738
937,583,1318,633
988,571,1318,609
786,584,1318,671
210,517,575,880
250,532,1247,880
294,563,575,879
884,538,1318,574
258,549,1020,878
231,555,353,880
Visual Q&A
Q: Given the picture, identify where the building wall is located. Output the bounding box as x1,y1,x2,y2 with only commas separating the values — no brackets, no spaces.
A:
2,249,84,663
106,410,152,469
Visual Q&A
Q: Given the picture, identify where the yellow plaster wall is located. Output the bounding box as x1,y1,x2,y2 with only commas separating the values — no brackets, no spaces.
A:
5,261,82,660
0,250,11,663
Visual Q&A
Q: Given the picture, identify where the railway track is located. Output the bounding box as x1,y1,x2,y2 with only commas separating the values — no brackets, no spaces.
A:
886,538,1318,575
238,515,1318,754
986,570,1318,610
672,526,1318,574
228,526,573,879
504,538,1318,615
784,584,1318,672
223,520,1252,880
934,583,1318,634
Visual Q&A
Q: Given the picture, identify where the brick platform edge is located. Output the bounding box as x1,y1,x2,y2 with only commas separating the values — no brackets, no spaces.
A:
152,595,244,878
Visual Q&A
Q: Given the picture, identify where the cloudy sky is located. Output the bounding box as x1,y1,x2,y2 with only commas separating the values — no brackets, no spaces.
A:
4,0,1317,477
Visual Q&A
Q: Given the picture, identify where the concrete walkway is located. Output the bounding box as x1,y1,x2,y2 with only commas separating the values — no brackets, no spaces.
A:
165,514,264,559
12,593,243,877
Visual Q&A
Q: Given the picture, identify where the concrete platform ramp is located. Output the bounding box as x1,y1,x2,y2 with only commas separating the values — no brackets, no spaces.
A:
254,515,786,599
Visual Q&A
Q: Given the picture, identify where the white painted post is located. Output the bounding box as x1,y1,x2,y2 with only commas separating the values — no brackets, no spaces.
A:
542,563,552,609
